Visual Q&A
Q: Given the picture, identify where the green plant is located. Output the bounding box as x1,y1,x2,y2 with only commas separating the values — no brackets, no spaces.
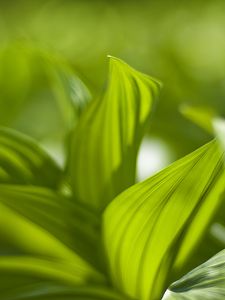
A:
0,57,225,300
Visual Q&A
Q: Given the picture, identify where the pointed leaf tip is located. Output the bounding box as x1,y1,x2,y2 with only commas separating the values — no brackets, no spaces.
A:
69,57,161,210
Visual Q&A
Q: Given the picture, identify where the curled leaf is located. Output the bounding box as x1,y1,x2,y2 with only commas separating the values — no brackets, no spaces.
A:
70,56,161,210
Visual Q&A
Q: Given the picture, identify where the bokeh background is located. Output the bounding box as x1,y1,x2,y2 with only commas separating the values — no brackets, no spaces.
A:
0,0,224,175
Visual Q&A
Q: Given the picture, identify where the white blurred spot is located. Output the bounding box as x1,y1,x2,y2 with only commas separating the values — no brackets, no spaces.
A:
210,223,225,245
41,139,65,168
213,118,225,150
137,137,173,181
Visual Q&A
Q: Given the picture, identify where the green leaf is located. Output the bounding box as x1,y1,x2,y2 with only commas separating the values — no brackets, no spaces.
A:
176,116,225,267
0,43,91,165
103,140,225,300
0,256,121,300
0,43,90,131
25,286,126,300
162,249,225,300
0,256,94,286
0,127,62,187
0,184,104,275
69,56,161,211
45,53,91,125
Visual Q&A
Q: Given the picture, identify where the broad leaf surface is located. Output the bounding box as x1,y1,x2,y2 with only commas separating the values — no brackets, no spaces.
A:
0,127,61,187
179,113,225,266
69,56,161,210
162,249,225,300
103,140,225,300
0,185,103,273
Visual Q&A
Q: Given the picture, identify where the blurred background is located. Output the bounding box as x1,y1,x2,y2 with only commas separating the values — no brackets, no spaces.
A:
0,0,224,174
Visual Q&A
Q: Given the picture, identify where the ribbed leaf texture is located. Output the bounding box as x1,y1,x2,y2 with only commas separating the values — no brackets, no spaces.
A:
103,140,225,300
70,56,161,211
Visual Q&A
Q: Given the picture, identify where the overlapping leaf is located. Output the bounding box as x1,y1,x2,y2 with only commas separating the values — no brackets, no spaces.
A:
0,256,124,300
162,249,225,299
69,56,161,210
5,286,126,300
103,140,225,300
0,127,61,187
0,184,103,274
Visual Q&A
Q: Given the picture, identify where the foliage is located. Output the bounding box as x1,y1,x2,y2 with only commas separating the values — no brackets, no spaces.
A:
163,249,225,300
2,0,225,157
0,52,225,300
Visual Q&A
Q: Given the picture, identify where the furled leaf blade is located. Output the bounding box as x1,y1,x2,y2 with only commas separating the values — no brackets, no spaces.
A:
69,56,161,210
162,249,225,300
103,140,225,300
